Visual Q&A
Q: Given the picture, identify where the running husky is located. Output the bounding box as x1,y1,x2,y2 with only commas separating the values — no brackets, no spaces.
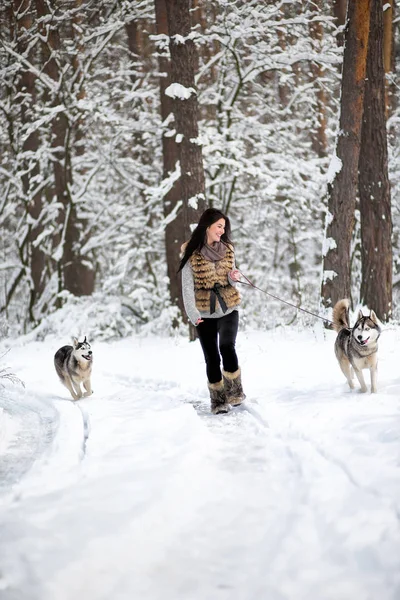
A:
332,299,381,393
54,337,93,400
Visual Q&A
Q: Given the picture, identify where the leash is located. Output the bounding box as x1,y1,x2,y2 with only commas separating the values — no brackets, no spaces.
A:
237,272,334,326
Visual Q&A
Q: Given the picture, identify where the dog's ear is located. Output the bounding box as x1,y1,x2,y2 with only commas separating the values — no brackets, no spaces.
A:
72,337,79,347
83,335,87,343
358,309,364,321
370,309,378,323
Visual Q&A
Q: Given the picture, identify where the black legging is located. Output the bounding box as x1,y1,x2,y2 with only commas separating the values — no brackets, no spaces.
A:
196,310,239,384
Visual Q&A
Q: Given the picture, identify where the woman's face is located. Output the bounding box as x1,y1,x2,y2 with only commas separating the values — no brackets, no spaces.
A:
207,218,225,245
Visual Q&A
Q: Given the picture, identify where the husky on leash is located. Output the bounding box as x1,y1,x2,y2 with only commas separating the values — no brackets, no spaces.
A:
54,337,93,400
332,299,381,393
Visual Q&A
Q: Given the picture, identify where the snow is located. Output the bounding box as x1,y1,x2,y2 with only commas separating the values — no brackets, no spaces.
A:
322,269,338,284
0,325,400,600
322,236,337,257
188,193,205,210
165,83,197,100
326,153,343,184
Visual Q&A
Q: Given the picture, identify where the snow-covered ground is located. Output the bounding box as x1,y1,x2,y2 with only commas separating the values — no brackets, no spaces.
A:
0,323,400,600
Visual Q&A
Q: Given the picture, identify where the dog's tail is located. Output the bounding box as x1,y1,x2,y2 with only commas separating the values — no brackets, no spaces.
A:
332,298,350,332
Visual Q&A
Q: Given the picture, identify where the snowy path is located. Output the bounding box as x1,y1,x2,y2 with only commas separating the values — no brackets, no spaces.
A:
0,392,59,491
0,329,399,600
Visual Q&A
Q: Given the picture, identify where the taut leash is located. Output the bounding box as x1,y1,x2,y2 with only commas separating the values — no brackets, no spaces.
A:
237,272,334,327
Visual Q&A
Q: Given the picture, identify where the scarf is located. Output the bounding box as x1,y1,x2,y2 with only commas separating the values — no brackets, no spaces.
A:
200,241,227,262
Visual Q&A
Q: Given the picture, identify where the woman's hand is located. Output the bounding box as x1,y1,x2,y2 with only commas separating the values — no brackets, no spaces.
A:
195,318,204,326
229,269,241,282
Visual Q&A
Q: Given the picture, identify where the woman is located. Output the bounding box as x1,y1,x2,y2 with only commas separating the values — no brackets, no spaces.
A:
179,208,246,414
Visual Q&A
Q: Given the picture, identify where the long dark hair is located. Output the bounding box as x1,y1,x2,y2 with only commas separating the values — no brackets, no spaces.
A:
178,208,233,272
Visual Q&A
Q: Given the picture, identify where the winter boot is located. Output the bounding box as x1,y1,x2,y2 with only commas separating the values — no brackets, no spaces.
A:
208,380,230,415
222,368,246,406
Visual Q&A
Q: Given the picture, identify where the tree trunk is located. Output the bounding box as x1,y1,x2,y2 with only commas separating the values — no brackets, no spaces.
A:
321,0,372,309
154,0,186,322
276,12,291,108
333,0,347,46
309,0,328,158
383,0,396,116
165,0,206,339
69,0,96,295
126,19,140,86
359,0,392,321
165,0,206,243
14,0,46,322
36,0,94,298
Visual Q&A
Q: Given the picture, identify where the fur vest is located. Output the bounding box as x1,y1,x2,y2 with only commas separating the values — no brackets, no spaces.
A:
189,245,241,313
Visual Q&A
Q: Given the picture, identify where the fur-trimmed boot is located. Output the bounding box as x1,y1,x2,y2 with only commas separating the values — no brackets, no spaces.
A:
208,380,230,414
222,368,246,406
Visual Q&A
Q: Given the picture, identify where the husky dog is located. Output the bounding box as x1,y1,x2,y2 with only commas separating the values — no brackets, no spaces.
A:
54,337,93,400
332,299,381,393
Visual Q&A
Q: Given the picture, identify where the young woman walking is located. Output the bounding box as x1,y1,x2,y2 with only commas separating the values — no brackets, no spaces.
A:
179,208,246,414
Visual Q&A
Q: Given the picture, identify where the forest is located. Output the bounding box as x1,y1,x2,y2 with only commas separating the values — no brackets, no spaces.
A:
0,0,399,340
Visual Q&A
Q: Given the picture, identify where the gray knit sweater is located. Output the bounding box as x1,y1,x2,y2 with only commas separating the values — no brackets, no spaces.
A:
181,260,239,326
